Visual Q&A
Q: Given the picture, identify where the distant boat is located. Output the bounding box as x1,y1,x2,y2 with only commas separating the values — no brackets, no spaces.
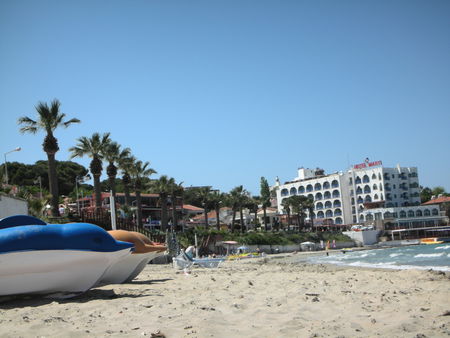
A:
0,217,133,296
420,237,444,245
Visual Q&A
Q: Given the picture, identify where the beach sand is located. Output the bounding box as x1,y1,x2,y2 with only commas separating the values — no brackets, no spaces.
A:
1,253,449,337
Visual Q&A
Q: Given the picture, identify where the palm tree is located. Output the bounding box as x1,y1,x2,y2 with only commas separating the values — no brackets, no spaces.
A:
229,185,248,233
131,160,156,227
288,195,306,231
103,141,130,201
260,177,271,231
18,99,80,216
245,196,259,231
281,197,291,231
209,191,225,230
149,175,175,232
118,154,135,207
69,132,111,209
169,181,184,229
198,187,212,229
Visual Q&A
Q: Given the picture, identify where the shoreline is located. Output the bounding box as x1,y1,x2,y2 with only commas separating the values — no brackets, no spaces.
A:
1,256,450,337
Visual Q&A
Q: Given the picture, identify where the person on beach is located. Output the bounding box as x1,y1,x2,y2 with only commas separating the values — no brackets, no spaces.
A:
185,245,195,260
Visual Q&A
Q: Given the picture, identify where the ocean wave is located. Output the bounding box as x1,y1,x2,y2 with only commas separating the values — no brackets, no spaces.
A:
389,253,403,258
435,245,450,250
344,261,450,272
415,253,446,258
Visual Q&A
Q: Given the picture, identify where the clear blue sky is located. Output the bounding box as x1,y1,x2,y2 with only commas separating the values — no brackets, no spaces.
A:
1,0,449,195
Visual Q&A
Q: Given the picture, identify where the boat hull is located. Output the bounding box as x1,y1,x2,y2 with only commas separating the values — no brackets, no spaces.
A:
100,251,165,284
0,249,131,296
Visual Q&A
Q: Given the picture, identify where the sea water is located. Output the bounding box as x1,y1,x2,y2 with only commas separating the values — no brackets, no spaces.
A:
307,244,450,272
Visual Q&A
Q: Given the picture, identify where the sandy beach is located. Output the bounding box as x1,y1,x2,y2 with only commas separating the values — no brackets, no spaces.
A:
1,254,449,338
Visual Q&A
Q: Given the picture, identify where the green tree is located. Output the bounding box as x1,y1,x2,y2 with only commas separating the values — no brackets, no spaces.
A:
229,185,248,233
281,197,291,230
149,175,175,232
209,190,226,230
287,195,311,231
118,154,135,207
69,132,111,209
103,142,130,201
245,196,260,231
131,160,156,227
18,99,80,216
198,187,213,229
260,177,271,231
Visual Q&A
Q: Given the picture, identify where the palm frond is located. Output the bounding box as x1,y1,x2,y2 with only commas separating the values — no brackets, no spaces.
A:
64,118,81,127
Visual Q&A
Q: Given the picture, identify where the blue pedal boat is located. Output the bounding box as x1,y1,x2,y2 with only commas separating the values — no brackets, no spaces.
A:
0,215,134,296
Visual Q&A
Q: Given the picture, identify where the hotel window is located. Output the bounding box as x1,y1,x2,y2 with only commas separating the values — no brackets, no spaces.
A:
323,182,330,189
373,184,377,190
432,209,439,216
372,173,376,179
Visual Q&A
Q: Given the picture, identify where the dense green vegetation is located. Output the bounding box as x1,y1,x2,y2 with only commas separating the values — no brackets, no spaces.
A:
177,228,352,248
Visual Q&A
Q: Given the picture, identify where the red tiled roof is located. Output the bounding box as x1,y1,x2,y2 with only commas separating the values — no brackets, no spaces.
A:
183,204,204,211
422,196,450,205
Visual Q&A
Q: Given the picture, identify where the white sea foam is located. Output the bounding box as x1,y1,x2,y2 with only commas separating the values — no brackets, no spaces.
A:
414,253,445,258
435,245,450,250
345,261,450,272
390,253,403,258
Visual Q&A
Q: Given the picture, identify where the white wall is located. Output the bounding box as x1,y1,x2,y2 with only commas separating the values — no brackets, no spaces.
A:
343,230,380,245
0,194,28,218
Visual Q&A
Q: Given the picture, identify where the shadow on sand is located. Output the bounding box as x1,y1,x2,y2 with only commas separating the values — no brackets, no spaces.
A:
0,285,165,309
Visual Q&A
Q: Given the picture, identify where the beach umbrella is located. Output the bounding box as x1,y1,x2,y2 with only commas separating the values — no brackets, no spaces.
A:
221,241,238,255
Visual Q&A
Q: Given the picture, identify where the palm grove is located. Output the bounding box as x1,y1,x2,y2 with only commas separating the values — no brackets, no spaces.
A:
4,99,449,234
5,99,284,233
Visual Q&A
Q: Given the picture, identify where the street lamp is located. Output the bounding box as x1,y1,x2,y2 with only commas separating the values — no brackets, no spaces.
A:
3,147,21,185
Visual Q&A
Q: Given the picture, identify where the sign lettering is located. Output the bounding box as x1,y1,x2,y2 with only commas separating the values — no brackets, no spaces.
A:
353,160,382,169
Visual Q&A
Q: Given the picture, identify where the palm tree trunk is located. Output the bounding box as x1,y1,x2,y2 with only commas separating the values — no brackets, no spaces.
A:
136,190,143,227
47,153,60,217
161,194,168,232
93,174,101,209
215,206,220,230
231,210,236,232
171,196,178,228
109,176,116,200
204,208,209,229
263,207,267,231
124,184,131,207
240,207,244,233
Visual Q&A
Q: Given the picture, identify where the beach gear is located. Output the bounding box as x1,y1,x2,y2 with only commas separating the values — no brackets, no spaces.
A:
0,222,133,296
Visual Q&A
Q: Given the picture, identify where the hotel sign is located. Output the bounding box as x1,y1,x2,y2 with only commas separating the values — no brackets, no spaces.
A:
353,159,382,169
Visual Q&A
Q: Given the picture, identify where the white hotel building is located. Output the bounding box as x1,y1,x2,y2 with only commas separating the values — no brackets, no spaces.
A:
273,160,421,225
